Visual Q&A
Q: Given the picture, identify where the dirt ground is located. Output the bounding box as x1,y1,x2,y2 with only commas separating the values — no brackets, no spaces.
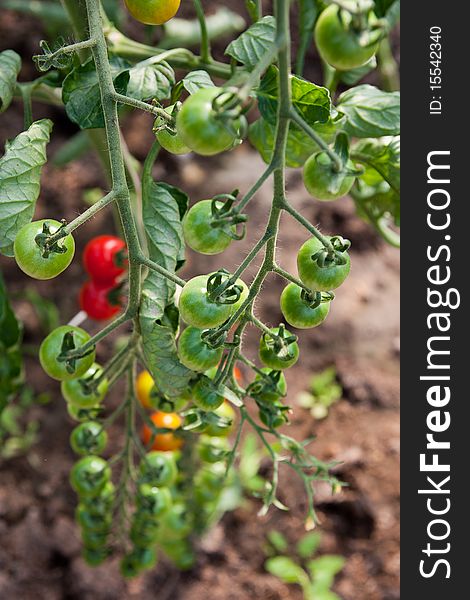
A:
0,4,399,599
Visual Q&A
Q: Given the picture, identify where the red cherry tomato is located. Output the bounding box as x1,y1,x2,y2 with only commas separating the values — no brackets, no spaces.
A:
83,235,127,284
80,280,122,321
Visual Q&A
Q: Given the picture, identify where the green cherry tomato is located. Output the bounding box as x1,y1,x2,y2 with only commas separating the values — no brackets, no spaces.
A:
120,555,140,579
81,481,115,516
198,435,230,463
205,401,235,437
179,275,233,329
178,326,223,372
130,521,160,547
39,326,95,381
231,279,249,314
70,456,111,498
81,530,109,550
176,87,242,156
136,484,173,517
297,237,350,292
183,200,234,255
76,504,112,533
159,503,192,540
303,152,355,201
156,105,191,155
193,378,225,412
139,451,177,487
67,403,101,422
131,546,158,571
259,402,289,429
14,219,75,280
83,546,108,567
314,4,379,71
70,421,108,456
124,0,180,25
259,327,299,370
280,284,330,329
61,363,108,408
252,368,287,404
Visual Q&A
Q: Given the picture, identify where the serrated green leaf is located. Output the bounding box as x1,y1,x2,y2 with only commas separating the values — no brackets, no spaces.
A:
352,136,400,193
127,58,175,101
62,58,130,129
0,119,53,256
182,70,215,95
248,117,335,168
337,85,400,138
225,15,276,69
257,66,331,127
0,50,21,113
265,556,309,584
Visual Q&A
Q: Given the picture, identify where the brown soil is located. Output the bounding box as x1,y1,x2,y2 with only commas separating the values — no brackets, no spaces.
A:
0,4,399,600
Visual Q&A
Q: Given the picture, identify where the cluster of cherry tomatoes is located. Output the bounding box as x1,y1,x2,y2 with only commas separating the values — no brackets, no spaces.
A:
79,235,127,321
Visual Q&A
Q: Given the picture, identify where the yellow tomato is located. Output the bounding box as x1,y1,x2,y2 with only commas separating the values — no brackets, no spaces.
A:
135,370,155,410
124,0,181,26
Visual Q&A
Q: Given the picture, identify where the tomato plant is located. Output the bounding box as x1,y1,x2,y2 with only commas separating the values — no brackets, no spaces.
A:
0,0,399,579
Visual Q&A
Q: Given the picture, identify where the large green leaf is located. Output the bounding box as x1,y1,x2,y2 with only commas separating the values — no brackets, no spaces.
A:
0,119,53,256
139,176,192,397
127,58,175,101
337,85,400,138
249,117,335,168
62,58,130,129
225,15,276,69
257,66,331,127
0,50,21,113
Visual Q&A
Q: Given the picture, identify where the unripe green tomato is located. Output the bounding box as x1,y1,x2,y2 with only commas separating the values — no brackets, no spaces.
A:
70,421,108,456
14,219,75,280
81,529,109,550
280,283,330,329
193,378,225,412
131,546,158,571
259,327,299,370
136,483,172,517
231,278,249,314
198,435,230,463
82,546,108,567
194,484,220,504
297,236,350,292
176,87,243,156
259,403,288,429
82,481,115,516
159,503,192,540
179,274,233,329
314,4,379,71
130,522,160,547
303,152,355,201
124,0,181,25
76,504,112,533
39,326,95,381
138,451,177,487
253,367,287,403
70,456,111,498
61,363,109,408
205,401,236,437
183,200,234,255
177,326,223,372
173,549,196,571
67,403,101,423
120,555,140,579
156,105,191,155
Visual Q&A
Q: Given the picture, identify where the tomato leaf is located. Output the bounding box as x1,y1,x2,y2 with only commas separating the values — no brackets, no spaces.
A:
352,136,400,193
257,66,331,127
248,117,336,168
337,85,400,138
126,58,175,102
296,0,320,74
265,556,309,585
0,119,53,257
0,50,21,113
182,70,215,95
339,57,377,86
225,15,276,69
62,58,130,129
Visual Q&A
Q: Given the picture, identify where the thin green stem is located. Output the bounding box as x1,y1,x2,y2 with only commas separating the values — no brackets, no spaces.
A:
282,201,334,251
113,92,174,121
138,255,186,288
250,314,273,337
272,265,311,292
193,0,211,63
20,85,33,129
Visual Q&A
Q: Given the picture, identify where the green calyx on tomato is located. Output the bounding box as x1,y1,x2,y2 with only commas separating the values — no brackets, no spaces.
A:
124,0,181,26
192,377,225,412
139,451,177,487
76,504,112,532
70,421,108,456
183,200,236,255
61,363,108,408
303,152,356,201
70,455,111,498
259,326,299,370
176,87,244,156
155,104,191,155
259,401,290,429
297,236,351,292
280,284,331,329
198,435,230,463
314,4,380,71
249,367,287,404
39,325,95,381
136,483,172,517
178,326,223,372
14,219,75,280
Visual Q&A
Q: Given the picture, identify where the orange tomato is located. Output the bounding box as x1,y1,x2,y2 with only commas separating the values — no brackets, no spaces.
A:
142,411,183,452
